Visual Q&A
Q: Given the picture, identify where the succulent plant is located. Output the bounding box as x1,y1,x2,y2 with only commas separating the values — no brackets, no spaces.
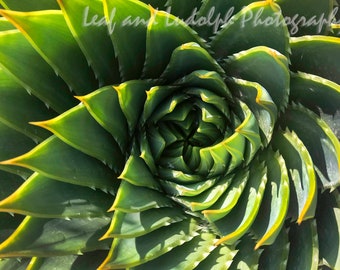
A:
0,0,340,269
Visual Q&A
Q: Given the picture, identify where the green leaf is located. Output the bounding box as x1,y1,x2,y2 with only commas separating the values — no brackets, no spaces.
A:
193,0,255,39
0,30,76,113
203,170,249,222
0,170,23,201
31,104,124,172
259,227,290,270
229,235,263,270
0,213,23,244
289,72,340,115
212,1,290,58
213,159,267,245
286,220,319,270
227,77,278,144
0,17,15,30
252,149,290,249
195,244,237,270
0,124,33,178
271,129,317,224
103,0,150,80
0,136,118,192
160,42,224,83
114,80,153,134
57,0,120,86
280,105,340,191
165,0,202,19
0,68,55,142
99,218,199,269
133,233,217,270
290,36,340,84
0,10,98,95
0,258,29,270
0,216,111,257
111,181,174,213
173,172,233,212
224,46,290,111
119,155,161,191
0,173,113,218
104,207,186,238
27,250,108,270
317,190,340,270
0,0,59,11
143,7,205,78
77,86,129,153
276,0,334,35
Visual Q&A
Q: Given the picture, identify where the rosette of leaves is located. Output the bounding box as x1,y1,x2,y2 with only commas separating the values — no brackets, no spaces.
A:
0,0,340,269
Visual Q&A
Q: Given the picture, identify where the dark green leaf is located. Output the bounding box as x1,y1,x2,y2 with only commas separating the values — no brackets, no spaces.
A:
0,0,59,11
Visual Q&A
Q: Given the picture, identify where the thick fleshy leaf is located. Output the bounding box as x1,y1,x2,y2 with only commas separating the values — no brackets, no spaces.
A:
0,68,55,142
259,227,290,270
213,159,267,245
0,173,113,218
99,218,199,269
227,78,278,144
276,0,334,35
229,235,263,270
160,42,224,83
271,129,317,224
289,72,340,115
252,150,290,249
0,30,76,113
119,155,161,191
0,127,32,178
104,207,186,238
77,86,129,152
143,7,205,78
317,190,340,269
103,0,150,80
132,233,216,270
57,0,120,86
0,10,98,95
212,1,290,58
0,17,15,30
0,216,111,257
193,0,255,39
114,80,153,134
31,104,124,172
27,250,108,270
0,0,59,11
0,213,23,244
280,105,340,191
0,136,118,192
286,220,319,270
0,258,29,270
290,36,340,84
164,0,202,19
111,180,174,213
195,244,237,270
224,46,290,111
0,170,23,201
202,170,249,222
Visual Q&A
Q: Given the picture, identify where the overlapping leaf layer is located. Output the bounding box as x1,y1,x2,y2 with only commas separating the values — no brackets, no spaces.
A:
0,0,339,269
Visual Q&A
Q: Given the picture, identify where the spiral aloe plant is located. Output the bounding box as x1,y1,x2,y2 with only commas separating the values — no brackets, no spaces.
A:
0,0,340,269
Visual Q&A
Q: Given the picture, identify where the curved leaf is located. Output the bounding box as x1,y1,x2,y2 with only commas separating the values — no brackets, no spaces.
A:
212,1,290,58
0,9,98,94
57,0,120,86
0,173,113,218
0,0,59,11
271,129,317,224
0,216,111,257
290,36,340,84
0,136,118,192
